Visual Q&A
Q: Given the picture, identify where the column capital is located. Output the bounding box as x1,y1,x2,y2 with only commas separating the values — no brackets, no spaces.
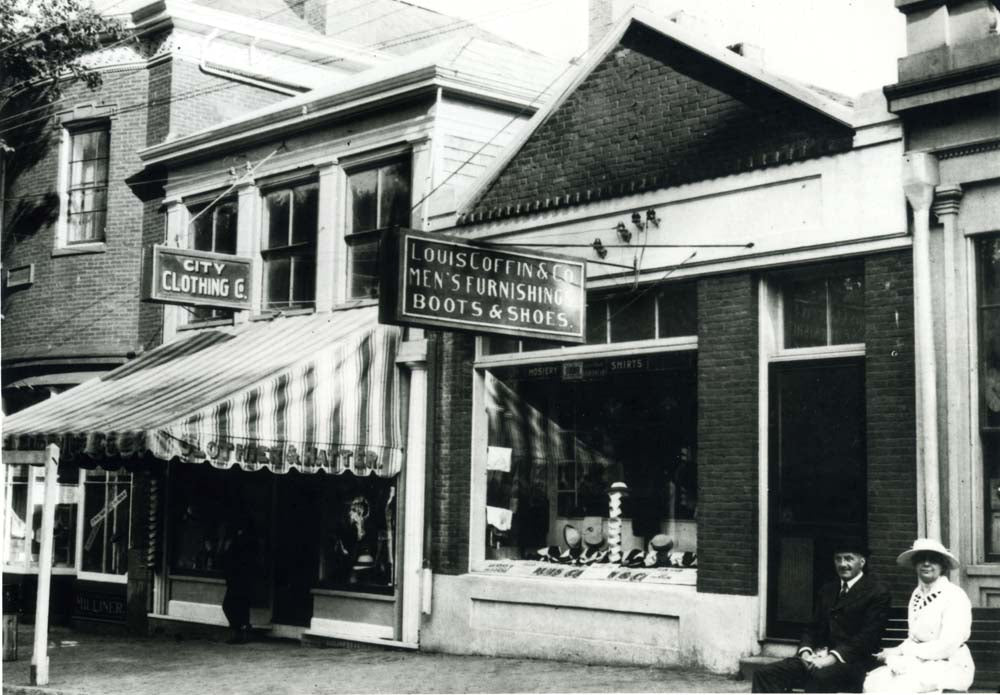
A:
932,184,963,218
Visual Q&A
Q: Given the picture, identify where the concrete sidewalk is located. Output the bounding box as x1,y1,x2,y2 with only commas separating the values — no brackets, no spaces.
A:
2,624,751,694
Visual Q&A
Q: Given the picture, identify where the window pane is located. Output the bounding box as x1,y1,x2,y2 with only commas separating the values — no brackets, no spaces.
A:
610,291,655,342
80,131,99,161
292,183,318,245
586,296,608,344
265,256,291,310
484,357,697,564
6,465,29,565
291,256,316,306
214,201,238,255
265,190,290,250
658,282,697,338
829,273,865,344
348,238,379,299
191,210,213,251
482,336,521,356
522,338,561,352
783,278,827,348
380,161,411,229
984,435,1000,560
71,132,86,162
350,169,378,234
982,236,1000,306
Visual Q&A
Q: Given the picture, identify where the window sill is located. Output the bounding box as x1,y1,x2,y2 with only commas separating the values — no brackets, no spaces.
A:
177,317,235,331
311,588,395,601
167,573,225,584
77,571,128,584
471,559,697,586
252,307,316,321
53,242,107,257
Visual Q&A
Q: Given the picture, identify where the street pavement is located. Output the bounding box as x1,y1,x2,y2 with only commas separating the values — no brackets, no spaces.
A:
2,624,751,694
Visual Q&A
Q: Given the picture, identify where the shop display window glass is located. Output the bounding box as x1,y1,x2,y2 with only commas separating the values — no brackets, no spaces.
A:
187,199,238,322
316,475,398,594
4,465,30,566
780,266,864,349
977,234,1000,560
483,353,697,566
66,125,109,243
262,181,318,311
169,465,271,577
347,159,411,299
81,470,132,576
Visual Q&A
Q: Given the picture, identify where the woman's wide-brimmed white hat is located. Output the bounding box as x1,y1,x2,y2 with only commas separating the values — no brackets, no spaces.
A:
896,538,959,570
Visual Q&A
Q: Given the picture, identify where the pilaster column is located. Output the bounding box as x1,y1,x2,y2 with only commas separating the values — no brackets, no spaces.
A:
161,197,186,344
235,181,257,322
903,151,942,541
316,160,345,310
933,184,969,562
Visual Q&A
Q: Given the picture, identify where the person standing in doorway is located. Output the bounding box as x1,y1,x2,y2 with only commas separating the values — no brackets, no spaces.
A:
752,538,891,693
222,514,258,644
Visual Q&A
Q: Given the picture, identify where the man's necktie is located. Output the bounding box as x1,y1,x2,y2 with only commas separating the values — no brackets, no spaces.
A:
839,581,849,599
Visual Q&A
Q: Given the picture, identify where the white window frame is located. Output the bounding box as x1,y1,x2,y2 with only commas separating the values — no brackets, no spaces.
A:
258,175,320,315
75,469,134,584
470,328,699,583
53,119,111,255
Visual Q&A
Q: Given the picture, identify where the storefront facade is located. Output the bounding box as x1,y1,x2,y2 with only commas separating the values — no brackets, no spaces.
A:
417,10,917,673
885,0,1000,608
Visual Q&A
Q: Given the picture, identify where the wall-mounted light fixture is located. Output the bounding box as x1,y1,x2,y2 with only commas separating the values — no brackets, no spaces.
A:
592,238,608,259
631,211,643,228
646,208,660,227
615,221,631,243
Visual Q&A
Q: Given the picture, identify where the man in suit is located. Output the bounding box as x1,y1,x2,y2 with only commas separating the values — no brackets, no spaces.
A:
752,538,891,693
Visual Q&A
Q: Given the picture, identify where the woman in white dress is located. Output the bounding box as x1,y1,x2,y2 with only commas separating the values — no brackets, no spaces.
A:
863,538,975,693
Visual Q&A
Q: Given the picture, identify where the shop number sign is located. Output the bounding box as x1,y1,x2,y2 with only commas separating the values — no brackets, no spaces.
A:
379,228,586,342
143,245,252,310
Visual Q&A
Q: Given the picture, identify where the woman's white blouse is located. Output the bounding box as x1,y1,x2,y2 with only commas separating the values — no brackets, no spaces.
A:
900,576,972,661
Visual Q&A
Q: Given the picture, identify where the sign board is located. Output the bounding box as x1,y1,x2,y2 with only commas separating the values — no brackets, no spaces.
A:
74,587,127,623
379,228,586,343
142,245,252,310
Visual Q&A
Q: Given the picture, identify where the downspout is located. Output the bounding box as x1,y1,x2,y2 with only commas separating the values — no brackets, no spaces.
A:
199,29,300,97
902,151,941,541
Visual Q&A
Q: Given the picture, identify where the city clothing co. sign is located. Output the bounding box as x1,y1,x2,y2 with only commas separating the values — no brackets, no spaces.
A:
380,229,586,343
142,245,252,310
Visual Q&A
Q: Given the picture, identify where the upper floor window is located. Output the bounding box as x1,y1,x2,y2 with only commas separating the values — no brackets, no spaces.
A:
262,181,318,312
66,126,109,244
187,199,237,322
347,159,411,299
778,265,864,349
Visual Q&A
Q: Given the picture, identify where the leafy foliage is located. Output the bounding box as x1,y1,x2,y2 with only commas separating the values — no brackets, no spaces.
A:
1,0,127,150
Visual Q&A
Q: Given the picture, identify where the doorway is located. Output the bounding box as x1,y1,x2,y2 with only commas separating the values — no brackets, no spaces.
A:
270,473,321,627
767,359,866,638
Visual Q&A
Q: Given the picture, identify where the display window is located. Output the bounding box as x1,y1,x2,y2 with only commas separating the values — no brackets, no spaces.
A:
481,352,697,574
977,234,1000,561
2,464,116,576
80,470,132,578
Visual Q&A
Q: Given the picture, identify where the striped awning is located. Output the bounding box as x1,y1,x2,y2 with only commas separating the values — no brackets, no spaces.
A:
3,306,404,476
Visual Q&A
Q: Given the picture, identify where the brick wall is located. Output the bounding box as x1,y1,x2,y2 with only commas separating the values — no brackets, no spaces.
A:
697,272,759,595
864,250,918,602
429,331,475,575
2,48,293,378
465,23,853,223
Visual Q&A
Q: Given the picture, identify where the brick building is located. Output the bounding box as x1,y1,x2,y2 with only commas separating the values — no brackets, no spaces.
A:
0,0,418,629
414,8,916,673
4,4,560,649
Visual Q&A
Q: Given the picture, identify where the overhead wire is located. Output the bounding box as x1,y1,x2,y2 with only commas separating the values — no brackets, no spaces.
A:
0,0,557,139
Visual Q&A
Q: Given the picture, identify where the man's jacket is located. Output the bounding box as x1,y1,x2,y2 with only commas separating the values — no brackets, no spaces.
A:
800,573,891,669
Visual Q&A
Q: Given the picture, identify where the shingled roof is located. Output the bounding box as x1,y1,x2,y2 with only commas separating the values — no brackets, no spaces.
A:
456,8,857,226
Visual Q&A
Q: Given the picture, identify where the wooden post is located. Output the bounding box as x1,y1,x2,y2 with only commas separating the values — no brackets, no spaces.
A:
30,444,59,686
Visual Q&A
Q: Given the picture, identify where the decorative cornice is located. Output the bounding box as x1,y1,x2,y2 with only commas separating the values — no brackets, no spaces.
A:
936,138,1000,160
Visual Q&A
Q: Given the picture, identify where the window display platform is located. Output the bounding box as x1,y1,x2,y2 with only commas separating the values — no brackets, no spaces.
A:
473,559,696,586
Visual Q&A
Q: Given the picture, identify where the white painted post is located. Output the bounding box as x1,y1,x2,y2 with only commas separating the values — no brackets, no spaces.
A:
401,361,427,644
903,152,941,541
30,444,59,686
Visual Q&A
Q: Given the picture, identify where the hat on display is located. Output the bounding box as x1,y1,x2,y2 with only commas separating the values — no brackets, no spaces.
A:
650,534,674,552
896,538,959,570
563,524,582,550
582,517,605,548
608,482,628,495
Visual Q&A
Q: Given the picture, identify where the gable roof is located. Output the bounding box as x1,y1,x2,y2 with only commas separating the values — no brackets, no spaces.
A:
456,7,858,225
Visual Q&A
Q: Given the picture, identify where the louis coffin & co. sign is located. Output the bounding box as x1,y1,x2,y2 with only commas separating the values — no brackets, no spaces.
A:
379,228,586,343
143,245,252,310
